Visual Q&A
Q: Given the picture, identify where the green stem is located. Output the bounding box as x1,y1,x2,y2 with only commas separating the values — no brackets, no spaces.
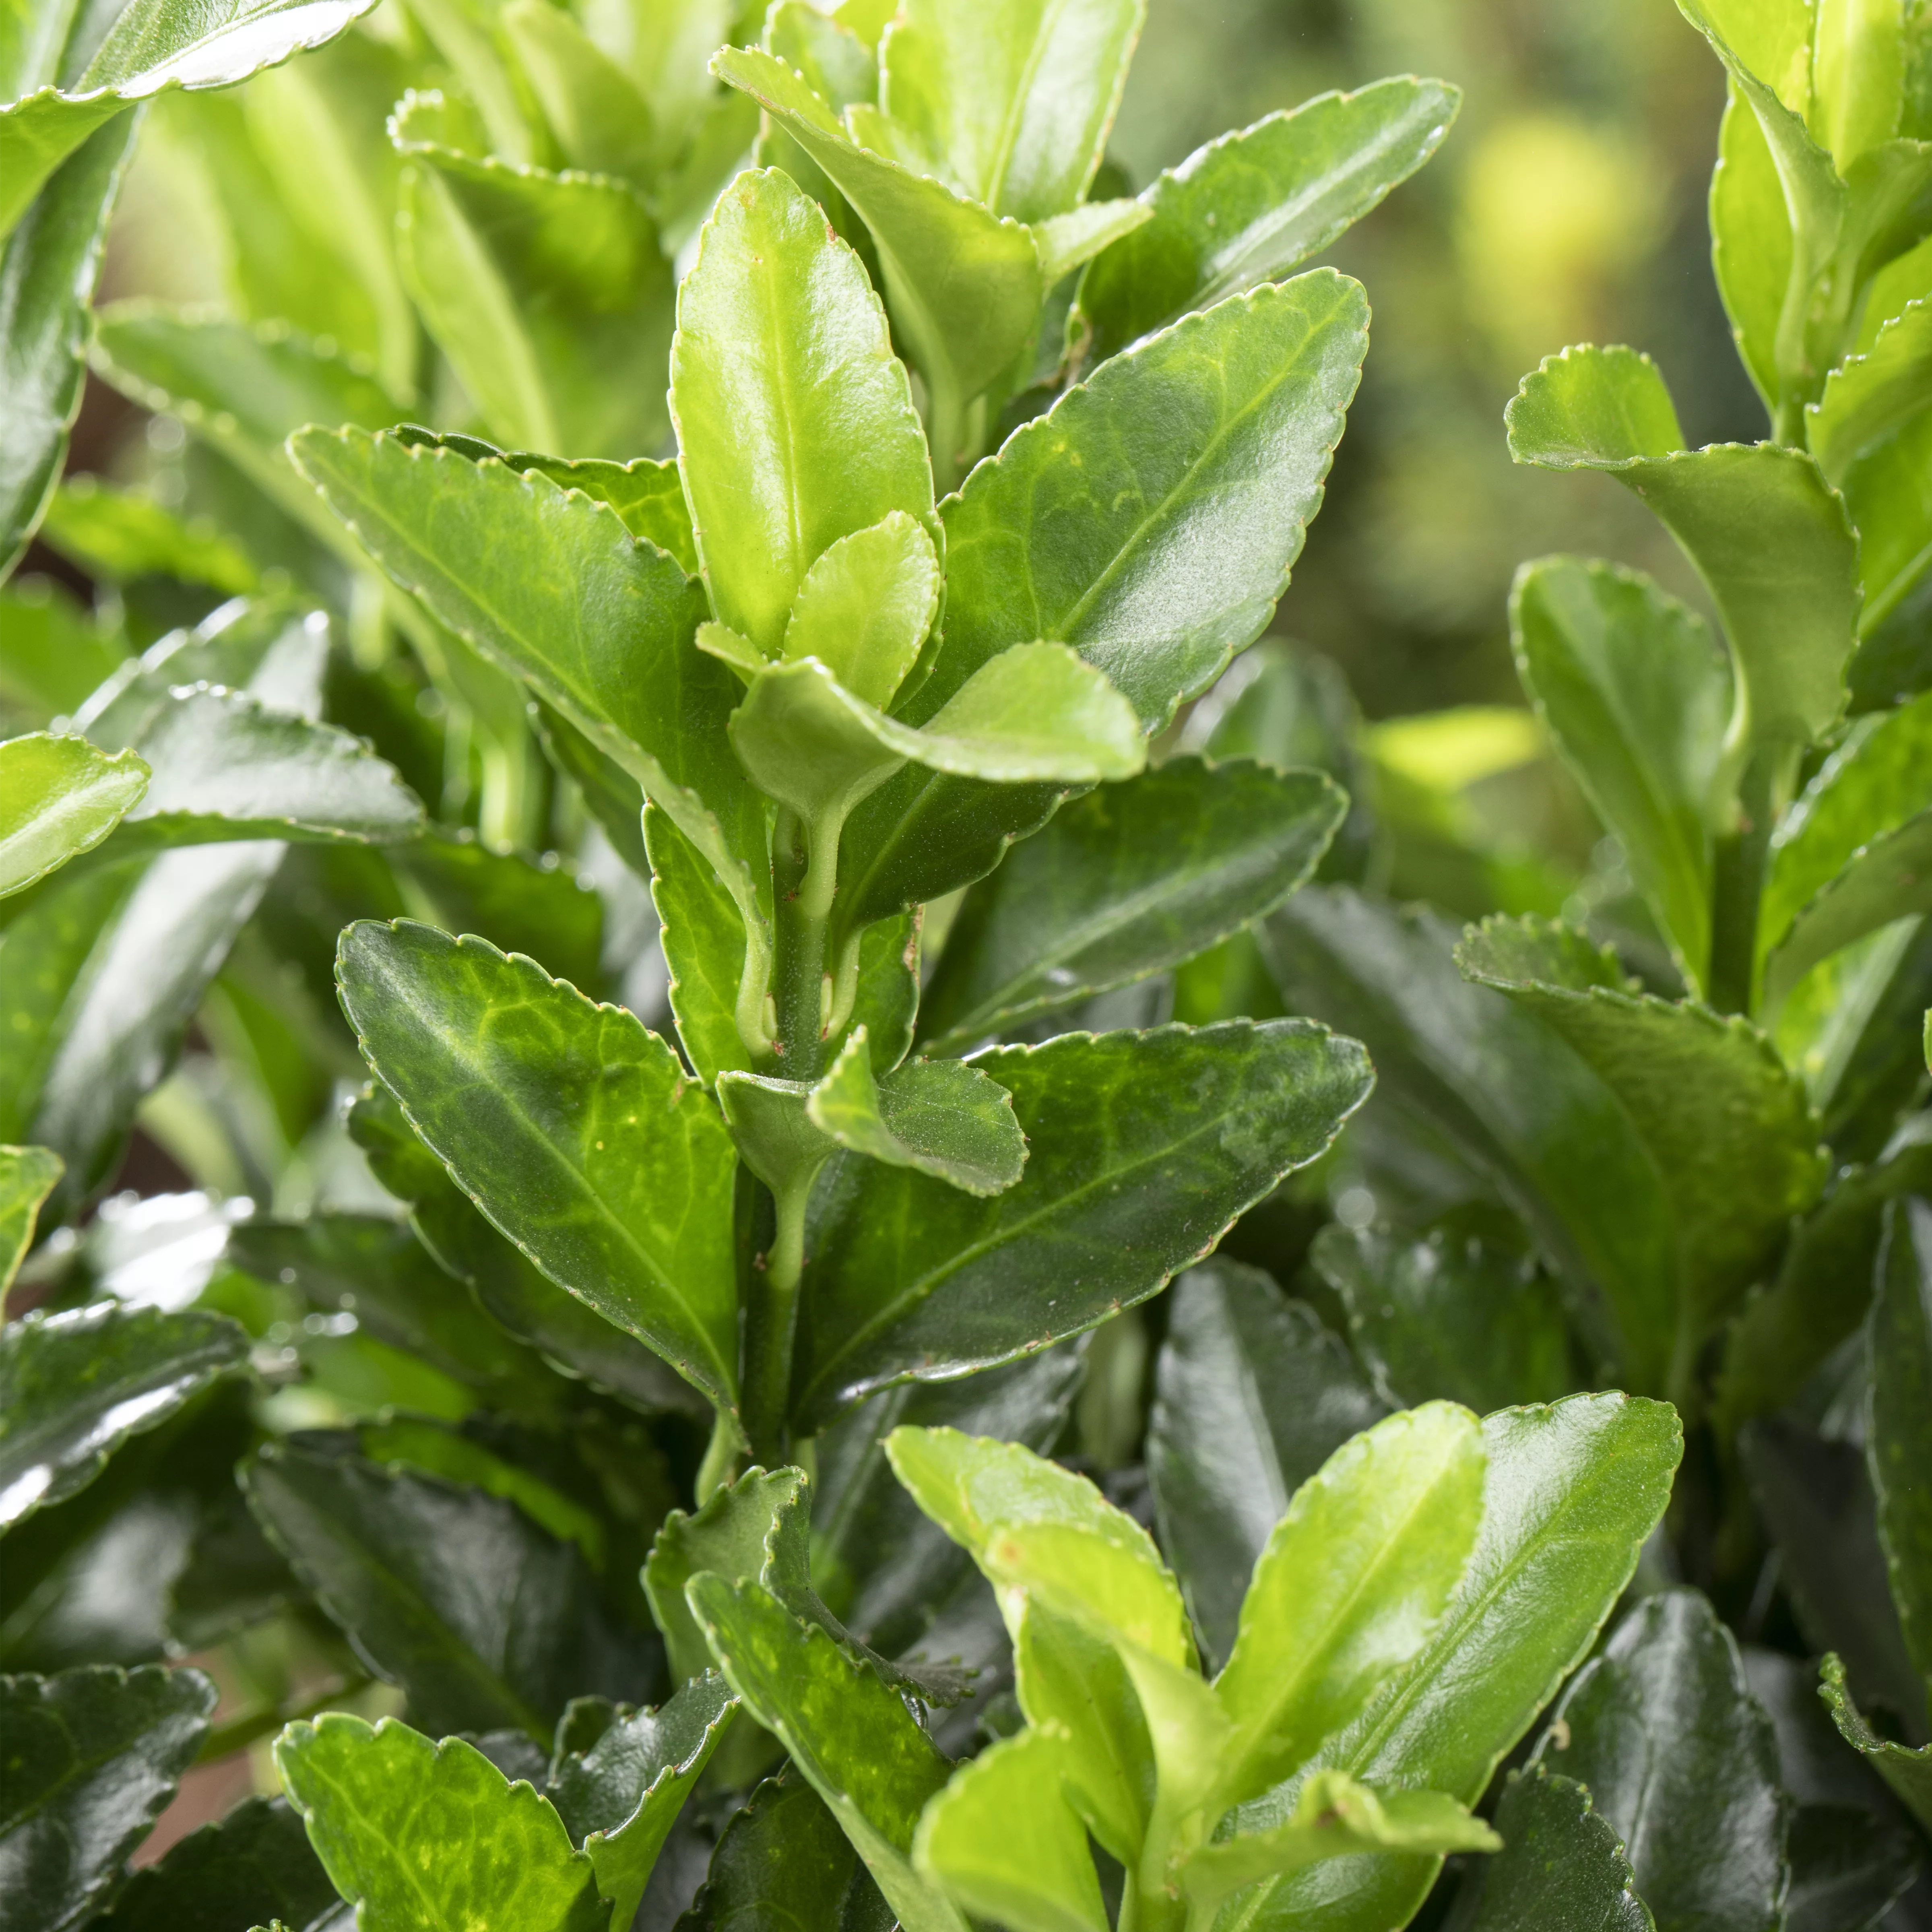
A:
1707,743,1796,1017
769,806,843,1080
696,1406,743,1501
741,1165,815,1466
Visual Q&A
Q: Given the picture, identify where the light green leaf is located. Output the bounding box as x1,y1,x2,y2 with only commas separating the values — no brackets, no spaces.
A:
913,1726,1108,1932
1820,1652,1932,1831
1030,197,1152,289
782,512,941,712
334,919,742,1414
1808,298,1932,479
0,1300,250,1527
1215,1403,1486,1809
1451,1763,1655,1932
1839,401,1932,632
918,757,1343,1053
1180,1769,1498,1906
392,105,674,460
501,0,656,188
1507,345,1860,751
808,1028,1026,1196
1812,0,1907,171
1869,1197,1932,1688
274,1715,608,1932
685,1577,968,1932
710,46,1044,472
0,733,147,899
1508,557,1732,993
1076,78,1460,365
0,1143,60,1300
1712,87,1792,423
1225,1394,1681,1932
877,0,1143,221
794,1019,1372,1430
39,476,257,592
840,268,1368,928
671,164,939,660
644,803,756,1087
0,580,128,724
0,114,139,574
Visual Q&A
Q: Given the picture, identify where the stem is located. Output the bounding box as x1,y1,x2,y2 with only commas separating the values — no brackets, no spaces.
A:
741,1166,814,1466
927,368,967,497
1706,743,1795,1017
769,807,842,1080
696,1406,743,1501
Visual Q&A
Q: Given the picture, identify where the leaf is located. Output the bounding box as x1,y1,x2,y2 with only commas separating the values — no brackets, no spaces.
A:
1869,1197,1932,1686
1820,1654,1932,1832
917,758,1343,1053
1146,1259,1386,1671
1262,888,1680,1390
642,803,755,1088
1030,197,1153,289
0,733,147,900
0,581,128,723
808,1028,1026,1196
500,0,656,187
1180,1768,1499,1905
1808,299,1932,479
1711,89,1791,426
878,0,1143,222
1781,1802,1920,1932
1507,346,1861,751
287,429,771,947
1225,1394,1681,1932
1215,1402,1486,1808
710,47,1044,457
274,1714,608,1932
0,1144,61,1301
685,1577,968,1932
1841,405,1932,634
0,1300,250,1529
675,1768,894,1932
1508,558,1732,992
1451,1764,1655,1932
90,1794,336,1932
38,475,258,593
392,106,674,459
336,921,741,1415
1540,1591,1787,1932
0,1664,215,1932
547,1673,738,1929
0,114,140,574
1076,78,1460,364
782,514,942,712
838,269,1368,929
1314,1222,1580,1414
1458,917,1830,1350
793,1018,1373,1430
671,167,938,661
911,1726,1108,1932
244,1440,661,1739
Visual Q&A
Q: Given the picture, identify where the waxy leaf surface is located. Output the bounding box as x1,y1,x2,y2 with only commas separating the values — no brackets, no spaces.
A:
1452,1764,1654,1932
90,1793,336,1932
0,1143,61,1299
0,733,147,900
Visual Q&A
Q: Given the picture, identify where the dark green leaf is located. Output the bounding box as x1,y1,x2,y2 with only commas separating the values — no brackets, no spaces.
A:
0,733,148,900
674,1768,894,1932
534,701,650,880
0,1301,250,1529
918,758,1342,1053
1821,1655,1932,1833
336,921,741,1416
1869,1197,1932,1685
1077,79,1460,364
274,1714,607,1932
793,1018,1373,1430
0,114,140,574
644,803,757,1087
244,1441,661,1739
0,1664,215,1932
1146,1260,1385,1670
91,1795,336,1932
1451,1764,1653,1932
1536,1590,1785,1932
1782,1803,1920,1932
0,1144,61,1300
1314,1221,1580,1414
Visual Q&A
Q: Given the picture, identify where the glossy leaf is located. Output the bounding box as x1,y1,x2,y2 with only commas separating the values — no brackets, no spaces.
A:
1224,1394,1681,1932
1808,298,1932,479
642,803,755,1088
840,269,1368,928
0,1664,215,1932
0,733,147,900
1509,557,1732,991
244,1440,660,1739
499,0,656,186
918,758,1343,1053
1821,1654,1932,1831
1869,1196,1932,1686
1507,345,1861,751
793,1019,1373,1428
335,921,741,1414
547,1672,738,1928
1841,406,1932,634
1537,1590,1786,1932
685,1577,968,1932
91,1794,336,1932
0,1300,250,1528
878,0,1142,221
1146,1259,1385,1670
1215,1402,1486,1807
1781,1800,1920,1932
782,513,941,712
1457,915,1829,1350
275,1715,607,1932
808,1028,1026,1196
671,167,938,660
912,1725,1108,1932
1077,79,1460,363
0,114,139,574
1453,1764,1654,1932
0,1143,61,1300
